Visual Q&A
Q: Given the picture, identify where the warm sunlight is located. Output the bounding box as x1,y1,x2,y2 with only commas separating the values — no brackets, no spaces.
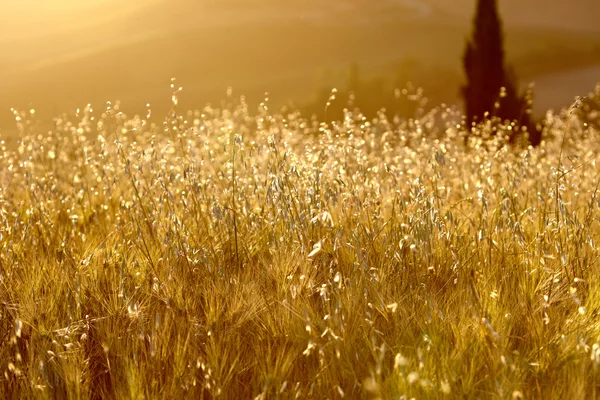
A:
1,0,600,398
6,0,110,12
0,0,154,38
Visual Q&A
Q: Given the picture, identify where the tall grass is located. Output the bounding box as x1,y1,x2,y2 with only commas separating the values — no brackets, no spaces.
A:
1,87,600,399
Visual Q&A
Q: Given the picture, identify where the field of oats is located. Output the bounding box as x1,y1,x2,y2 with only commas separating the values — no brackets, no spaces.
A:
1,83,600,399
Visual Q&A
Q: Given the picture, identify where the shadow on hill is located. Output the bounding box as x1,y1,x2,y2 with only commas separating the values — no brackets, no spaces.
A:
302,61,461,122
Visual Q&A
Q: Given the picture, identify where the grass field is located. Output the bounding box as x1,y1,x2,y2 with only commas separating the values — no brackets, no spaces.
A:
1,83,600,398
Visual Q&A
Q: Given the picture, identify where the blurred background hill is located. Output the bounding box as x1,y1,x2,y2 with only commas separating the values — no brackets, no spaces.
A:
0,0,599,130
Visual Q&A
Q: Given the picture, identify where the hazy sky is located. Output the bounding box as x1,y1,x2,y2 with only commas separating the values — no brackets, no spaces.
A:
0,0,157,39
2,0,598,35
3,0,109,11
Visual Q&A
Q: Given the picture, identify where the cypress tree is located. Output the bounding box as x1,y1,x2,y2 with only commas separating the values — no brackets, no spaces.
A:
462,0,540,145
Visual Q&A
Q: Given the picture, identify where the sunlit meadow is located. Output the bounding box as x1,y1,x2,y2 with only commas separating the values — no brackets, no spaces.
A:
2,81,600,399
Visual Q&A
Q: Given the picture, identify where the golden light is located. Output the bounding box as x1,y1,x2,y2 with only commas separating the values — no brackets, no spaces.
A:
0,0,152,38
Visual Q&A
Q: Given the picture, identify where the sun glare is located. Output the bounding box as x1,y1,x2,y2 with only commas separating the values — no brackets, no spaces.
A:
0,0,155,39
3,0,112,15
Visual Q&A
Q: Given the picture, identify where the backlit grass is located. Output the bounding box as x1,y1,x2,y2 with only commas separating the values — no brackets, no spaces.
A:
1,86,600,399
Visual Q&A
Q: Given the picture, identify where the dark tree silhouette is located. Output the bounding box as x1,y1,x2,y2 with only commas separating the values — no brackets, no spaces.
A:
462,0,541,145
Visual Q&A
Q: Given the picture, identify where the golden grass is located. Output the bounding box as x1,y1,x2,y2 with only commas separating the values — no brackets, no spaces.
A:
1,88,600,399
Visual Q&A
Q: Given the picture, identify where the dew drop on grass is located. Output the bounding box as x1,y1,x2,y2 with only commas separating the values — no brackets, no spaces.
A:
308,241,322,258
14,319,22,338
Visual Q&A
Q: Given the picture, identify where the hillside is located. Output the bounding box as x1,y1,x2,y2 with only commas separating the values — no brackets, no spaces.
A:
428,0,600,31
0,0,598,131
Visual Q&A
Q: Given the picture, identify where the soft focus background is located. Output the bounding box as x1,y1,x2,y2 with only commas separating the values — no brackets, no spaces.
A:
0,0,599,129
